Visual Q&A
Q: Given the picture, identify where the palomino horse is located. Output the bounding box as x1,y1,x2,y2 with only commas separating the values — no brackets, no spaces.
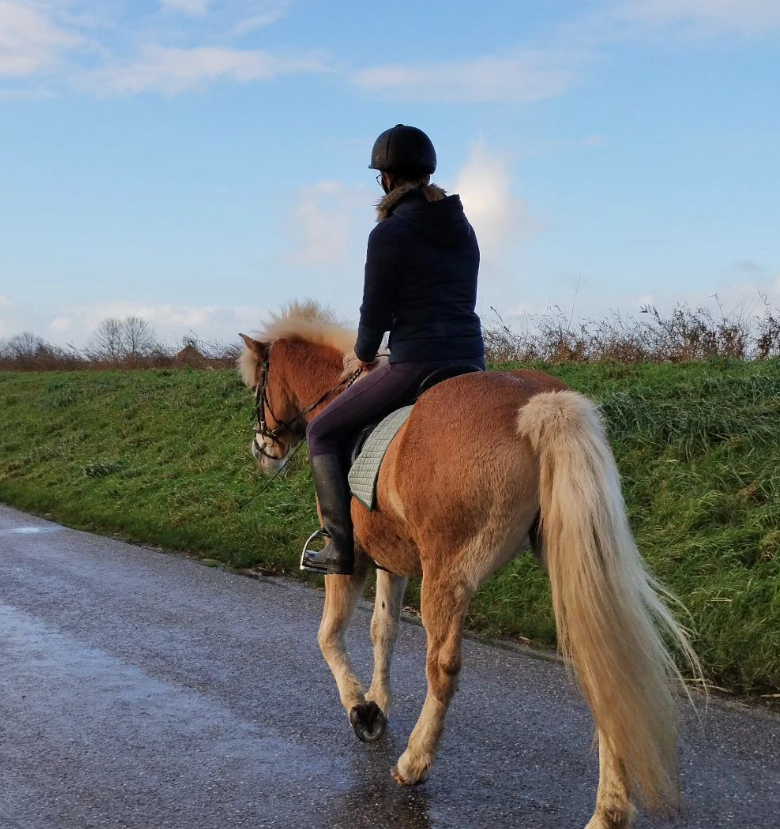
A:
239,301,696,829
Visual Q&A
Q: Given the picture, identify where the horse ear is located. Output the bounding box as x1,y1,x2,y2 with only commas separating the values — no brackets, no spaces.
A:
239,333,268,360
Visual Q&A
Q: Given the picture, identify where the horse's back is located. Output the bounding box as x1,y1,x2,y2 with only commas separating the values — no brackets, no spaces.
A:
507,368,570,392
410,368,570,435
358,369,565,574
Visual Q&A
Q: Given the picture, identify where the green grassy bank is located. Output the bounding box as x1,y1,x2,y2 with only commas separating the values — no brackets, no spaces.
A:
1,362,779,694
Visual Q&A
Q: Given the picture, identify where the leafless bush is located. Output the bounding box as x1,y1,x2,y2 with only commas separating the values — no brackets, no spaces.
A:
3,300,779,372
755,294,780,359
0,316,245,372
483,299,780,364
0,333,86,371
86,316,159,365
177,331,242,366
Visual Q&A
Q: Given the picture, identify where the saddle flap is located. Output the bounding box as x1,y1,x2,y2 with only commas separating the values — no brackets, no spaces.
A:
347,365,483,511
348,405,414,511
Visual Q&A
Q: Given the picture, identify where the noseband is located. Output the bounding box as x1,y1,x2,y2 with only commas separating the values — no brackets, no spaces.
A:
253,344,362,459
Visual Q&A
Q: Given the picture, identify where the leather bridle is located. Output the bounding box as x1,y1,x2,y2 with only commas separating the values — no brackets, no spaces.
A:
253,344,363,460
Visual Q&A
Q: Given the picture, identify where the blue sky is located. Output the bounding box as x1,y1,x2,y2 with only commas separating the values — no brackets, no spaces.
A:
1,0,779,347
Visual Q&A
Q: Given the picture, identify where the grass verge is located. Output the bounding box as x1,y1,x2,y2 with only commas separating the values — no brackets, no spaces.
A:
1,362,778,694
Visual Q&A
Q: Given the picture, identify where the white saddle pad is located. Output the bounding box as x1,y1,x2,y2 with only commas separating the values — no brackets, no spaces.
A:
348,405,413,511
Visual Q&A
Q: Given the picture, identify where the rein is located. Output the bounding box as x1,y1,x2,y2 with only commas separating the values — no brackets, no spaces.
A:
235,437,308,510
235,345,362,511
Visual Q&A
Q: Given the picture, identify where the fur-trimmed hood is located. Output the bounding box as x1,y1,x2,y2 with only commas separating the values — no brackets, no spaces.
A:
374,182,473,249
375,182,447,222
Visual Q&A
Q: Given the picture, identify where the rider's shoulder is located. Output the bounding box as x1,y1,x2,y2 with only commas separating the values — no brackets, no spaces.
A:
368,216,402,244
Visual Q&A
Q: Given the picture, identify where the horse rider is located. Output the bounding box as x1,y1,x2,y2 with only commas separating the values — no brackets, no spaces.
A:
302,124,485,576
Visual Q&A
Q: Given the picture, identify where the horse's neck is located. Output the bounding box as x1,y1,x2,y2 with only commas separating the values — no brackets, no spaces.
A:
281,340,344,417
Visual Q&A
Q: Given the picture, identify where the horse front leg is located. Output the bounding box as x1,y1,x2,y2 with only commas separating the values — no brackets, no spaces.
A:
366,570,408,718
317,562,386,742
392,572,472,786
585,732,636,829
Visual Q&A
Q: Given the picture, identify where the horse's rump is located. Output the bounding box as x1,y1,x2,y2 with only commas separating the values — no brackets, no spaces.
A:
354,370,567,578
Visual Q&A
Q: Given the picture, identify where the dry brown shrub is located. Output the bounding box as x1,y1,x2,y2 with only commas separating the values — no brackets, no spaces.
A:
483,298,780,364
3,298,779,371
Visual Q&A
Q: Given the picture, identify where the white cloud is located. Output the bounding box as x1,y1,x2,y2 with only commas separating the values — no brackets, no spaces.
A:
351,3,780,107
351,50,584,104
0,85,56,99
615,0,780,37
85,44,327,95
49,315,71,332
0,294,11,307
233,304,269,325
161,0,211,15
0,1,310,96
567,0,780,44
0,0,78,78
288,181,368,267
232,1,290,34
87,302,219,328
160,0,289,27
0,300,279,347
454,141,533,264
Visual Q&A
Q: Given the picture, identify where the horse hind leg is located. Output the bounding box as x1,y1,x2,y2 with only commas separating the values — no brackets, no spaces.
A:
392,571,472,786
585,733,636,829
317,561,385,742
366,570,408,718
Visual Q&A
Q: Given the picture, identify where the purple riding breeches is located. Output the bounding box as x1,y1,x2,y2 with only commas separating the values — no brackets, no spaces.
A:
306,358,484,459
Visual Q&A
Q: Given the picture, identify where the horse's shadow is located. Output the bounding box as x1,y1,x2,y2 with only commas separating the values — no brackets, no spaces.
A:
329,730,433,829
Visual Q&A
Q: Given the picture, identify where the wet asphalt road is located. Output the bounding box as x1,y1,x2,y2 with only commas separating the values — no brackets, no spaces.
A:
0,504,778,829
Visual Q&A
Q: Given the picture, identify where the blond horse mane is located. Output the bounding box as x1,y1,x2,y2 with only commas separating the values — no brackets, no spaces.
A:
238,300,357,387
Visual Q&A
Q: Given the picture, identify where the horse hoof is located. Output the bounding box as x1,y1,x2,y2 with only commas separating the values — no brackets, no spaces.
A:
391,764,430,787
349,701,387,743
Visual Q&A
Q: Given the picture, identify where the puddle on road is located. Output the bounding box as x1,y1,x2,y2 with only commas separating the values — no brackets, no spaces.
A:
5,526,62,535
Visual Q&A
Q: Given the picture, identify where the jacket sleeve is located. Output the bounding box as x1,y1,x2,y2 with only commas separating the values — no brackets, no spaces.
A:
354,224,398,362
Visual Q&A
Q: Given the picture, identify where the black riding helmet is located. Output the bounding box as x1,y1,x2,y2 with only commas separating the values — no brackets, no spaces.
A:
369,124,437,175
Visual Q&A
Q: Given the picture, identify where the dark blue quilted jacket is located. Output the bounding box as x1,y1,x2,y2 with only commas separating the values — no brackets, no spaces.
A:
354,186,484,365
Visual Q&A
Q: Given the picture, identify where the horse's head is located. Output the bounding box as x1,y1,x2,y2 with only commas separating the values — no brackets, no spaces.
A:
239,333,303,472
238,302,361,473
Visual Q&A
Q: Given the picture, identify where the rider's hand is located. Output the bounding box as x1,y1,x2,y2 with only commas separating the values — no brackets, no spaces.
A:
358,358,377,370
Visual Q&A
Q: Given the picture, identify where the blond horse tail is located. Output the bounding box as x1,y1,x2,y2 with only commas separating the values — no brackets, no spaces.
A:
518,390,698,814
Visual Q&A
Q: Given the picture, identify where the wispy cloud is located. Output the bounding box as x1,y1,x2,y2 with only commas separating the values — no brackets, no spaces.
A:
160,0,211,16
4,0,780,105
85,302,219,328
0,297,282,347
352,49,585,104
0,299,267,346
160,0,288,24
0,0,79,78
351,1,780,105
0,85,56,99
567,0,780,45
1,0,313,97
731,259,764,276
85,44,327,95
232,1,290,35
614,0,780,37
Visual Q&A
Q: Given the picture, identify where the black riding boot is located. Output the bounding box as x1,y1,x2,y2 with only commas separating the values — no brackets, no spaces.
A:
300,453,354,576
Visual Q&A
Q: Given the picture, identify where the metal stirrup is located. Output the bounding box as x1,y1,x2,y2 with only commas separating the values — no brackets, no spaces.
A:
300,528,327,571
